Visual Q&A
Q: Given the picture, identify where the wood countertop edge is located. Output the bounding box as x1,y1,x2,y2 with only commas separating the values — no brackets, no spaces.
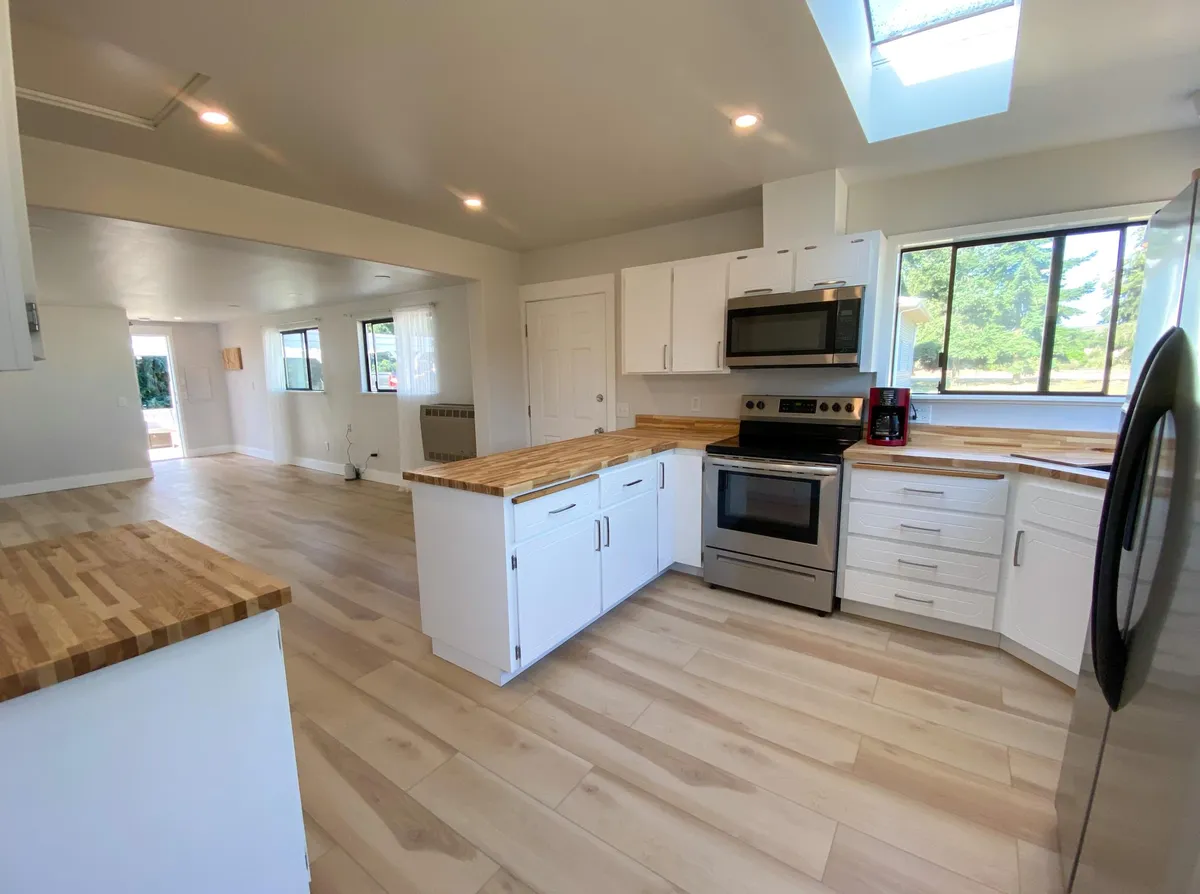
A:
843,444,1109,489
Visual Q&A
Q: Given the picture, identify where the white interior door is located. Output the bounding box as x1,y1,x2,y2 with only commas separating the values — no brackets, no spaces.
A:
527,292,608,444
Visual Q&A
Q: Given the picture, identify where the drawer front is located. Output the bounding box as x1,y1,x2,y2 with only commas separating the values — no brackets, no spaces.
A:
843,568,996,630
514,478,601,541
600,459,656,507
1014,480,1103,541
845,534,1000,593
847,501,1006,556
849,465,1010,516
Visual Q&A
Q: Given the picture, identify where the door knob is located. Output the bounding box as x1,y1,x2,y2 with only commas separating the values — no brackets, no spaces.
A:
594,427,605,434
596,394,604,402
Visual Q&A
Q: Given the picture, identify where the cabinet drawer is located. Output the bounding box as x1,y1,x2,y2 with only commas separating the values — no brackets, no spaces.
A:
843,569,996,630
513,477,601,542
849,465,1010,516
847,501,1006,556
1014,479,1103,540
600,459,656,507
845,534,1000,593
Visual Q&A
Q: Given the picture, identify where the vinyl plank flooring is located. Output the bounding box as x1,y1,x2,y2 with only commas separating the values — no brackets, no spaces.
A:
1017,840,1066,894
310,845,388,894
821,825,1003,894
477,869,539,894
520,652,653,726
304,811,336,863
409,754,680,894
1009,749,1063,800
558,769,835,894
582,614,700,667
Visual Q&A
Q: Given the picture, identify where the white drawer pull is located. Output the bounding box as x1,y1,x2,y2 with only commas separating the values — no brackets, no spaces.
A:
896,593,935,605
900,523,942,534
898,558,939,570
548,503,577,515
622,479,644,488
903,487,946,496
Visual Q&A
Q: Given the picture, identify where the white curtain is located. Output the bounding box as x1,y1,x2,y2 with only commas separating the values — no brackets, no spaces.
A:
263,327,293,465
392,304,440,474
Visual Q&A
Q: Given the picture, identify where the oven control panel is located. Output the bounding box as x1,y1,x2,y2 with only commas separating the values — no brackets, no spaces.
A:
739,395,863,423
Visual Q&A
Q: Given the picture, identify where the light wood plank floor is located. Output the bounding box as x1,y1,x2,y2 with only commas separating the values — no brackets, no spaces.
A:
0,455,1073,894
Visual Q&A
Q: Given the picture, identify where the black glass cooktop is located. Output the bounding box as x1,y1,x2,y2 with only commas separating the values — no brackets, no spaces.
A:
705,434,852,465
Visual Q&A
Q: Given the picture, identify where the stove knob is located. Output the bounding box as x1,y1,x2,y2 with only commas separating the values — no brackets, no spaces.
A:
745,400,755,410
756,400,765,410
846,403,856,413
831,402,841,412
819,402,829,412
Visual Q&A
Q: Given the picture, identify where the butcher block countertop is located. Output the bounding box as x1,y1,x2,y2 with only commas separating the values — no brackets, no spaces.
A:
0,521,291,704
403,415,739,497
845,425,1116,489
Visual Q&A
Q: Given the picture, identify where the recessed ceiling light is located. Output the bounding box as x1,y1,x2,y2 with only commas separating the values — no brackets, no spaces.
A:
732,113,761,130
199,110,232,127
228,303,240,308
173,316,183,321
462,196,484,211
137,316,151,321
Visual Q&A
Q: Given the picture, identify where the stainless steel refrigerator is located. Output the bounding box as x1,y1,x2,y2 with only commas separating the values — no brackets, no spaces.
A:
1056,177,1200,892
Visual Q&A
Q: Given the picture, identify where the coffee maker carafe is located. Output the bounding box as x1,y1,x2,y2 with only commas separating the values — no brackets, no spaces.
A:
866,387,911,446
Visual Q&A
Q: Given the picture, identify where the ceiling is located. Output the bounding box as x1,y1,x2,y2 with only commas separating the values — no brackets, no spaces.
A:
10,0,1200,251
28,207,463,323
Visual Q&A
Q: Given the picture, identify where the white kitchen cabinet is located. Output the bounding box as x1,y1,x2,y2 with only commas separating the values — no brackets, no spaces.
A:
727,248,795,299
601,489,659,611
656,455,675,572
671,255,728,372
515,515,603,664
0,0,41,372
621,264,673,374
794,235,871,291
672,452,704,568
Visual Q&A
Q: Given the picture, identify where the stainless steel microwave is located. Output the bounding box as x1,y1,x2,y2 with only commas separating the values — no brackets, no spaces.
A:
724,285,863,368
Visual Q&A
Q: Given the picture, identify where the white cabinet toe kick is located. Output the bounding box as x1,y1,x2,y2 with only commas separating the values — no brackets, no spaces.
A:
838,460,1104,687
411,450,705,684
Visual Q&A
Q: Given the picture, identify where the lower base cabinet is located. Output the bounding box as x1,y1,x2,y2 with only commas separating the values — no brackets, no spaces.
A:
515,515,602,663
602,490,659,610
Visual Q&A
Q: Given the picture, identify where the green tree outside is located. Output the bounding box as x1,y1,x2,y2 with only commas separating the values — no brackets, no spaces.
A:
137,356,173,408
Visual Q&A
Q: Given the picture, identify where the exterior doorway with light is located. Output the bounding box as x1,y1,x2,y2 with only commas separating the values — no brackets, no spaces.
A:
131,333,186,461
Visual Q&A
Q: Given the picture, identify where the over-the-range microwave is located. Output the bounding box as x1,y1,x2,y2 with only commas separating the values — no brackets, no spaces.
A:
724,285,863,368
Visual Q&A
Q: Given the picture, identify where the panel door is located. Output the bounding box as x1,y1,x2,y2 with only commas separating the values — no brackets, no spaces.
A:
515,516,603,664
727,248,794,299
601,490,659,610
621,265,673,373
671,256,728,372
1002,524,1097,671
656,456,675,572
527,292,608,444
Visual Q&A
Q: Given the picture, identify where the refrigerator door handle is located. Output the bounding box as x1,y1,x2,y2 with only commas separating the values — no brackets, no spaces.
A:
1092,326,1186,711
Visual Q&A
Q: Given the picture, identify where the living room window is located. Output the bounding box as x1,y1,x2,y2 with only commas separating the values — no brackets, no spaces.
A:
892,220,1148,396
361,318,398,393
281,327,324,391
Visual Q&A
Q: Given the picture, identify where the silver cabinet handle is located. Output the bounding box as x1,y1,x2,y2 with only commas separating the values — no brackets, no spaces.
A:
662,344,668,370
594,519,601,551
896,593,935,605
716,340,723,367
659,462,665,489
622,479,643,488
604,516,611,547
1014,529,1025,566
900,523,942,533
903,487,945,496
813,279,847,287
743,287,774,294
898,558,939,570
548,503,576,515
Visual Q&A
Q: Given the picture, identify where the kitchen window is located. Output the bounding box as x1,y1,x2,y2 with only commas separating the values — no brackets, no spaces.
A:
281,327,324,391
361,318,398,393
891,220,1148,396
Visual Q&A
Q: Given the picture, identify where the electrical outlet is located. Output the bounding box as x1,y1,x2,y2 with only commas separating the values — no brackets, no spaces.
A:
910,402,933,424
690,396,702,412
324,440,331,453
616,402,630,418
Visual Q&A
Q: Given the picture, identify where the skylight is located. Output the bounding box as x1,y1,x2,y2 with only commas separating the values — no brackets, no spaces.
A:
865,0,1014,44
872,2,1020,86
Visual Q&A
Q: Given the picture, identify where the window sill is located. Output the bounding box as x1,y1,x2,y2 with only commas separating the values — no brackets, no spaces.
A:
911,393,1126,406
285,389,326,394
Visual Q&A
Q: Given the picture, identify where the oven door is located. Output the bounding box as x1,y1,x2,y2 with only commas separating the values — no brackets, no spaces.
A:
724,289,860,367
702,456,840,570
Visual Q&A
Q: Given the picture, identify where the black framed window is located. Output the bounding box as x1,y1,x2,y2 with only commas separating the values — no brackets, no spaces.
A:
892,220,1148,396
361,318,397,393
281,327,324,391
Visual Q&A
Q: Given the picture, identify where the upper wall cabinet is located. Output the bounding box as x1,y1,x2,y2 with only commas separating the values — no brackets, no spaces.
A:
727,248,794,299
671,255,728,373
0,0,42,372
621,264,673,374
795,235,871,292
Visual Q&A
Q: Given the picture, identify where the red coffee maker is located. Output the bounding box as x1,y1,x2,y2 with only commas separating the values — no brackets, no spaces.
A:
866,387,911,446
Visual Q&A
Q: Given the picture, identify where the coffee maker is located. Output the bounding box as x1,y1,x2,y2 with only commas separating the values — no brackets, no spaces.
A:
866,387,911,446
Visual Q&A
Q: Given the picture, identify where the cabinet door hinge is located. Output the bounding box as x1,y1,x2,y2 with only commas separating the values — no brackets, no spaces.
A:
516,645,522,661
511,554,517,570
527,405,531,418
278,628,283,651
524,323,528,338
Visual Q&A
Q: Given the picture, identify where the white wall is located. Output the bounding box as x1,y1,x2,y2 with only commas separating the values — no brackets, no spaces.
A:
220,285,473,479
131,323,234,455
0,305,149,496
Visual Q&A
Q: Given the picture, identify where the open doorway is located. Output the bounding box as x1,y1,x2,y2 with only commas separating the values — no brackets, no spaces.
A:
131,334,186,462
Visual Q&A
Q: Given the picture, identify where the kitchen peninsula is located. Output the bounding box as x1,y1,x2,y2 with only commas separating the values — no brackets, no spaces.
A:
402,416,735,684
0,522,309,893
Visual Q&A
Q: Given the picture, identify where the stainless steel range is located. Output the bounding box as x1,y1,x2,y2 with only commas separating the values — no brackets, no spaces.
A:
702,394,864,614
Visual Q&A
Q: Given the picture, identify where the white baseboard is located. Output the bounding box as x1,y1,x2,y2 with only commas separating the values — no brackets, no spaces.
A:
292,456,346,476
233,445,274,461
0,467,154,499
186,445,235,458
362,468,407,487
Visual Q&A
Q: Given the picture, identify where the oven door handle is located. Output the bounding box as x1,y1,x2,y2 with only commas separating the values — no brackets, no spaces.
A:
708,457,839,478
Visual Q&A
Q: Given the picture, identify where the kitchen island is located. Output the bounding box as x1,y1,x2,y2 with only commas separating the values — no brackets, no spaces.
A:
402,416,735,684
0,522,309,893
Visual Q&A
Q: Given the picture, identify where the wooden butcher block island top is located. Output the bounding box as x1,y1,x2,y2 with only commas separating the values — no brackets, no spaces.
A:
845,425,1116,489
0,521,291,703
404,415,739,497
